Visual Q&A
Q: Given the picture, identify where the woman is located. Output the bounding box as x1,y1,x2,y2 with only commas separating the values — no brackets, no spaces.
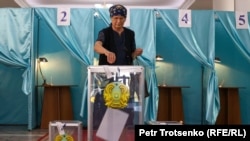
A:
94,4,143,65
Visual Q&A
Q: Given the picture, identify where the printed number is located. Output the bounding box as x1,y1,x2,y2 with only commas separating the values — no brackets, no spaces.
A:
238,15,245,25
61,11,67,22
182,13,188,24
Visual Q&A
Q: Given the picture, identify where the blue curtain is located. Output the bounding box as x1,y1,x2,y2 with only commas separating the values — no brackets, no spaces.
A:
130,9,158,122
0,8,34,129
0,8,33,95
216,11,250,123
34,8,94,124
157,9,219,124
216,11,250,60
94,8,110,25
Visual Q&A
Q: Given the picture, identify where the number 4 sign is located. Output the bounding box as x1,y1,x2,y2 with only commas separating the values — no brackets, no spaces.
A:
179,9,192,28
235,11,248,29
57,7,71,26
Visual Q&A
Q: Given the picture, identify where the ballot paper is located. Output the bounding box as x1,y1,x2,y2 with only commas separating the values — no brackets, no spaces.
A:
96,108,129,141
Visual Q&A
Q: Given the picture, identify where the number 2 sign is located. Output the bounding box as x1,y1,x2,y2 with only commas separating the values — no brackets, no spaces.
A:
57,7,71,26
235,11,248,29
179,9,192,28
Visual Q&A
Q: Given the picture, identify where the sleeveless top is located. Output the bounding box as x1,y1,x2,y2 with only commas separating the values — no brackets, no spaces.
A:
96,25,136,65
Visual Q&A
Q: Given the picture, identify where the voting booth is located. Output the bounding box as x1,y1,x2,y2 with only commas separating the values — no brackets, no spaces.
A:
87,66,145,141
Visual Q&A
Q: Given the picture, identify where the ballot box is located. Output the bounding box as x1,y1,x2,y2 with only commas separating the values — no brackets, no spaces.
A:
49,120,82,141
87,66,145,141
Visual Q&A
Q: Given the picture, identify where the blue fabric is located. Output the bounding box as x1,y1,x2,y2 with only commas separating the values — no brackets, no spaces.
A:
0,8,32,95
130,9,158,122
34,8,94,125
0,8,34,129
94,8,110,25
216,11,250,60
35,8,94,65
216,11,250,124
157,9,219,124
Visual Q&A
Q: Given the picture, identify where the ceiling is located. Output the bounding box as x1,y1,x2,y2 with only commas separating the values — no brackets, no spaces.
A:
14,0,195,8
0,0,213,9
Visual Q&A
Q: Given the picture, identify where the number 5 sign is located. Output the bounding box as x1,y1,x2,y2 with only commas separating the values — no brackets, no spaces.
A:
235,11,248,29
179,9,192,28
57,7,71,26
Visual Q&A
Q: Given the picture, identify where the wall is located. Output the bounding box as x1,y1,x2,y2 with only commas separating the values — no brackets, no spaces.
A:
189,0,213,10
213,0,234,11
235,0,250,11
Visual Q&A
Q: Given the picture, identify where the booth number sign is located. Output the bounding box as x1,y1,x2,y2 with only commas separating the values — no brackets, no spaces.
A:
57,7,71,26
235,11,248,29
56,8,249,29
179,10,249,29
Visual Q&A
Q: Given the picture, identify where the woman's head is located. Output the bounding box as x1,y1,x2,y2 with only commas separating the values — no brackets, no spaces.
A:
109,4,127,30
109,4,127,18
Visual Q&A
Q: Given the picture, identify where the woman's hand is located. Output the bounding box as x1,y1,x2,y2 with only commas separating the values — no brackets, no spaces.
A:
132,48,143,59
105,51,116,64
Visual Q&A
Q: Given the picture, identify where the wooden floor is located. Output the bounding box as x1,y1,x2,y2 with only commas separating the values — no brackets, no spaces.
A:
0,125,47,141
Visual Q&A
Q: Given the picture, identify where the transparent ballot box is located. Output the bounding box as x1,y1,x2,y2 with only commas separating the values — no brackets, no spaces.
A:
87,66,145,141
49,120,82,141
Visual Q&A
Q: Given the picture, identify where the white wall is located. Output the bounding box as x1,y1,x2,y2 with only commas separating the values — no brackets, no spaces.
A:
235,0,250,11
213,0,234,11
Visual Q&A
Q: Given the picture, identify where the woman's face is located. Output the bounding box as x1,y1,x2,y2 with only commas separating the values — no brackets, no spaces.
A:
111,15,126,29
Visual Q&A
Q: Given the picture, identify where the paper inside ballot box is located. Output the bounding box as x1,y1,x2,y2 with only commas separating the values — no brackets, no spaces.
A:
96,108,129,141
